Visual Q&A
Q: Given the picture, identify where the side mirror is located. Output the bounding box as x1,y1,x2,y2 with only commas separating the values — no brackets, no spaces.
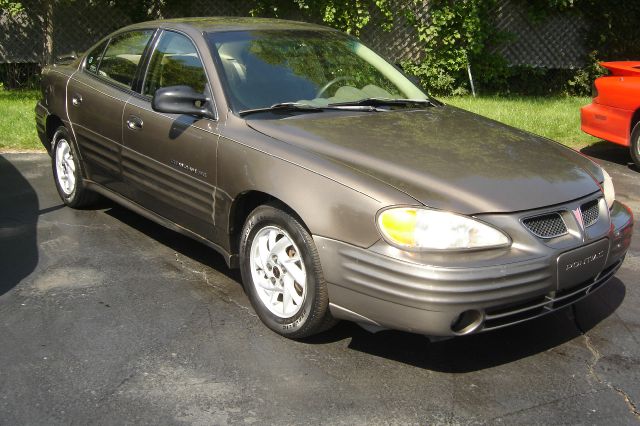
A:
152,85,215,119
55,51,77,64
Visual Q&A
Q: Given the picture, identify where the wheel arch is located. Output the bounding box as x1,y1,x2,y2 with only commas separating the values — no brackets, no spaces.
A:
47,118,90,180
45,115,65,151
227,190,309,255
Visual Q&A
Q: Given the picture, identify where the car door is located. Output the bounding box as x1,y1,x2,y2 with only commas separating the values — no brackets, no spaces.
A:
67,29,155,191
121,30,221,241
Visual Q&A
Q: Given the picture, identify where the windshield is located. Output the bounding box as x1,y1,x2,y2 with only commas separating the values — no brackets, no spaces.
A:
206,30,428,113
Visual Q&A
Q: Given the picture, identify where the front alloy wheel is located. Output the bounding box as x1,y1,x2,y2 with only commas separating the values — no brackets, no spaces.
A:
249,226,307,318
240,204,336,338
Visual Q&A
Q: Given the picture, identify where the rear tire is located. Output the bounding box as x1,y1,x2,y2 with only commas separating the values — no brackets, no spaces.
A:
239,203,336,338
631,121,640,168
51,126,97,208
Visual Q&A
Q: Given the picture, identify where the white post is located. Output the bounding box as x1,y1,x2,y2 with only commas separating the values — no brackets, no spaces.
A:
466,53,476,97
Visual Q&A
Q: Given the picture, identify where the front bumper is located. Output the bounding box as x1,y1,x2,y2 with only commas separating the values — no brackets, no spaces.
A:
315,199,633,336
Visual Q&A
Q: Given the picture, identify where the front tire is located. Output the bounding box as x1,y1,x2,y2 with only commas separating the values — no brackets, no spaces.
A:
51,126,97,208
631,121,640,168
239,204,335,338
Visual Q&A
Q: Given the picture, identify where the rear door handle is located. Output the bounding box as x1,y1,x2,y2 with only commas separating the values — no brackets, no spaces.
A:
71,94,82,106
126,115,143,130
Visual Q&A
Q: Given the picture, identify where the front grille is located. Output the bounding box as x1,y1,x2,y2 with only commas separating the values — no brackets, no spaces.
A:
580,199,600,228
522,213,567,239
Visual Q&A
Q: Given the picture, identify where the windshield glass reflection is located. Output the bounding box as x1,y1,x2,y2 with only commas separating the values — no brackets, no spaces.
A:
207,30,428,112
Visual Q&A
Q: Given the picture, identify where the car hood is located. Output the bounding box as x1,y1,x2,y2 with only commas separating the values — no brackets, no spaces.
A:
246,106,602,214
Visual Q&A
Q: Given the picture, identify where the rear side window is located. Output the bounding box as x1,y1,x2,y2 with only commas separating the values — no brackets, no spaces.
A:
143,31,208,97
85,40,108,74
98,30,154,88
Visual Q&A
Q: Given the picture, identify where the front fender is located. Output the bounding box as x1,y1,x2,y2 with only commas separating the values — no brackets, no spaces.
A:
216,125,416,250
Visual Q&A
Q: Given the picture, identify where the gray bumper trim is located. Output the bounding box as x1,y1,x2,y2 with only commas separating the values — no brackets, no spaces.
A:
483,257,623,331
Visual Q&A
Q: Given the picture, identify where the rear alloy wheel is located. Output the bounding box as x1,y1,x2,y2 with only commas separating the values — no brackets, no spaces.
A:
239,204,335,338
631,121,640,168
51,126,97,208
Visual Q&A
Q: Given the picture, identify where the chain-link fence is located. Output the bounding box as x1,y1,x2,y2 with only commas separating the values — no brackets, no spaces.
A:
0,0,588,88
0,0,254,63
360,1,429,63
492,0,587,69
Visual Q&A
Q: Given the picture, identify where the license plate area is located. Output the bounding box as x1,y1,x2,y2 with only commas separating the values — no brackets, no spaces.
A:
557,239,609,290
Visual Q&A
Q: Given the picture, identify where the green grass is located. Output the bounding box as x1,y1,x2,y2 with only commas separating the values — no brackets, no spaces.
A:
0,89,41,151
0,90,599,151
443,95,599,149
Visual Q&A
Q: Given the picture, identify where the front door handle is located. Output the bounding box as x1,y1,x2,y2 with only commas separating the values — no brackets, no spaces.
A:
71,94,82,106
126,115,143,131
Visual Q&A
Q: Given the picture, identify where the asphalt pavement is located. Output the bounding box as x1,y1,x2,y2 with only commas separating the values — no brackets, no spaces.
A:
0,148,639,425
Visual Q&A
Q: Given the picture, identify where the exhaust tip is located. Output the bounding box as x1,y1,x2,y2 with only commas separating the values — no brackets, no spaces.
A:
451,310,484,335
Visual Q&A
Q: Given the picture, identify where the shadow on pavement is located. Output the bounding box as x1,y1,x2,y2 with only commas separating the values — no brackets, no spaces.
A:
581,141,639,173
0,156,40,295
104,204,242,284
305,279,625,373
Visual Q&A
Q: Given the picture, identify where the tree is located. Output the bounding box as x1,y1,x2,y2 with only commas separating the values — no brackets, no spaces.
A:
0,1,23,17
249,0,393,35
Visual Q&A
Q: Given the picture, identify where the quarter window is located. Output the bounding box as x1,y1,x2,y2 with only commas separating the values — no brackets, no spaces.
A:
85,40,108,75
144,31,208,97
99,30,154,88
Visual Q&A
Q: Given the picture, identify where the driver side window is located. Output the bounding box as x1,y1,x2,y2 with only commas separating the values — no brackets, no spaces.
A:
143,31,208,97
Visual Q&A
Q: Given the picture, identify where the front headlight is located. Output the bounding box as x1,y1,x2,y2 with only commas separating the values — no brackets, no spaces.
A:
602,169,615,209
377,207,511,251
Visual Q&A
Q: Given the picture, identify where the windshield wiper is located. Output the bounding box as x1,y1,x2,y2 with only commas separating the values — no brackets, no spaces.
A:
239,102,324,117
239,102,380,117
328,97,437,108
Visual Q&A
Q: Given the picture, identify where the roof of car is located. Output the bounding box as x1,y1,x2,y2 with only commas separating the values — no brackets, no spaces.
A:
127,17,335,33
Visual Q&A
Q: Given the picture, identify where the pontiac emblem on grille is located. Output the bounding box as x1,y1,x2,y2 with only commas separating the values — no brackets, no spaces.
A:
572,207,584,231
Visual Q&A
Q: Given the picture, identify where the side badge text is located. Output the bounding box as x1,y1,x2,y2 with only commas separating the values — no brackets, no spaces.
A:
170,159,208,178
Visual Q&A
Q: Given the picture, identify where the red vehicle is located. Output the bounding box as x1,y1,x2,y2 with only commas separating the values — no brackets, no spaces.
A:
581,61,640,167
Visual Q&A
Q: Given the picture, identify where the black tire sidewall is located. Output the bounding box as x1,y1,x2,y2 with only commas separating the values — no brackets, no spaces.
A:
631,121,640,168
239,205,325,337
51,126,82,206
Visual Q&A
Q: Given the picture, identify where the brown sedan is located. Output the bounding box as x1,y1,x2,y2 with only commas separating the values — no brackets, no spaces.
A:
35,18,633,339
